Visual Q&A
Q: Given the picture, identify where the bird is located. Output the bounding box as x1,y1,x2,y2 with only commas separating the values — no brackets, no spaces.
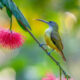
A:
36,19,66,61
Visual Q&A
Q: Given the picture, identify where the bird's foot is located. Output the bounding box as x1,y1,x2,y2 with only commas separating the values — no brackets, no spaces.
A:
48,52,51,55
48,49,54,55
39,43,46,47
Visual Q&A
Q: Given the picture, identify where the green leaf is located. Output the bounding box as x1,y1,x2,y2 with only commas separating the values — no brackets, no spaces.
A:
1,0,31,30
6,8,12,18
0,2,3,9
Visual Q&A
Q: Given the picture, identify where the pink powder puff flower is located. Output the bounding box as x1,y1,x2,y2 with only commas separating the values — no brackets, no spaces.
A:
42,73,56,80
0,29,25,49
42,73,73,80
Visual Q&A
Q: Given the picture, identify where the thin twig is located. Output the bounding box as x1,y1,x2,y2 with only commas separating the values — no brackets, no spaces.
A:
24,27,70,78
67,76,69,80
13,18,70,79
10,15,12,31
60,67,62,80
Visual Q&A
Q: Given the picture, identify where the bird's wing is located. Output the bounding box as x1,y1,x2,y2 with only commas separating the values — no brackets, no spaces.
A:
51,31,63,51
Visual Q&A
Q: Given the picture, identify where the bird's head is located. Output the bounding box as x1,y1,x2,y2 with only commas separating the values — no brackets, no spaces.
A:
36,19,58,30
48,21,56,26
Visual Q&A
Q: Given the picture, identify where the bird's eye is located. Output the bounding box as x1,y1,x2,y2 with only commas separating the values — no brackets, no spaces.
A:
49,21,53,23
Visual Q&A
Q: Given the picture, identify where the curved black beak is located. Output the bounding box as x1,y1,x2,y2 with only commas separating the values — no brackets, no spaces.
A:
36,19,48,24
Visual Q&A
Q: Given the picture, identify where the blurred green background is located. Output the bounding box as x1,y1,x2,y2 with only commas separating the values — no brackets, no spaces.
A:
0,0,80,80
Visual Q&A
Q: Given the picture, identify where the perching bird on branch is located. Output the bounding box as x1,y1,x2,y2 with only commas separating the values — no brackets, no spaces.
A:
36,19,66,61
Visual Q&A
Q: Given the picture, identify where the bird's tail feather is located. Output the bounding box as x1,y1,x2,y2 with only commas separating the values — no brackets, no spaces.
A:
60,51,66,61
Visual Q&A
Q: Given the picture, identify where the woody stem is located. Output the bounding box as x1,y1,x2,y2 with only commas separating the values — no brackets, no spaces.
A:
10,15,12,31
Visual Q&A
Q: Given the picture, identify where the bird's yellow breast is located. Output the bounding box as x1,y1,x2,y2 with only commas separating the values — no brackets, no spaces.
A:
44,28,56,49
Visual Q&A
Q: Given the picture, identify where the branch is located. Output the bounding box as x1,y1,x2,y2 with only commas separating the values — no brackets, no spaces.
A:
21,22,70,78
